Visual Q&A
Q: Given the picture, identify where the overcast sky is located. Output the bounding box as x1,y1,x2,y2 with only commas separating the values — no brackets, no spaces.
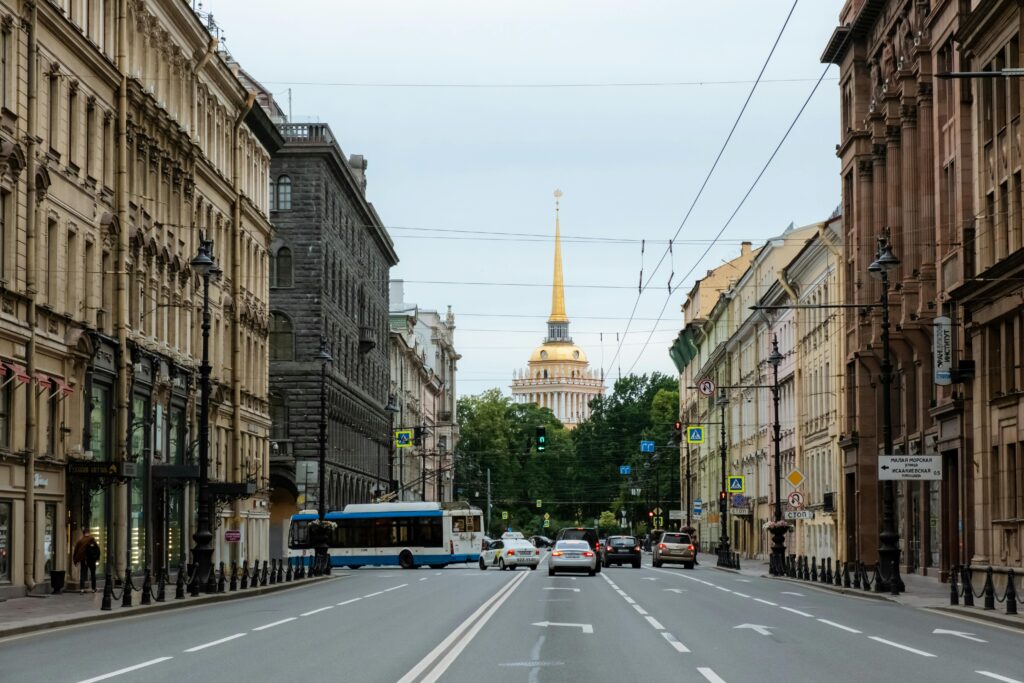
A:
209,0,843,397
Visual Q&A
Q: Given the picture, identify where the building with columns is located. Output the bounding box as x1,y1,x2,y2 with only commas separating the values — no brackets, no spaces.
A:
511,191,603,427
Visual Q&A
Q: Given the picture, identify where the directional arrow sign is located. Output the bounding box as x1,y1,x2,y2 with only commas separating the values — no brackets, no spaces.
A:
932,629,987,643
734,624,774,636
533,621,594,634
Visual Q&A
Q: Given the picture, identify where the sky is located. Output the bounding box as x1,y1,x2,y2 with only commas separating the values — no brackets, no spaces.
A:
207,0,845,397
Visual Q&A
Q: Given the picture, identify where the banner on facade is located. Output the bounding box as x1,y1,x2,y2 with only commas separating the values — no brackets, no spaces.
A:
933,316,953,386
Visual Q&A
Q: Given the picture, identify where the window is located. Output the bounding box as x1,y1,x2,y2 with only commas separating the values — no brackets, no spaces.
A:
269,393,288,439
1,30,8,110
49,75,59,153
276,175,292,210
43,503,56,574
90,384,110,460
0,500,10,583
46,389,58,455
268,178,275,211
0,190,6,281
68,86,78,166
273,246,293,288
269,312,294,361
0,379,10,448
46,218,58,304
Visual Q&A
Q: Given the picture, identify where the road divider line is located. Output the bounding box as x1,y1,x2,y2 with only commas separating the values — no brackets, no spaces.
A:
645,616,665,630
396,572,526,683
77,657,174,683
715,586,731,593
698,666,728,683
778,606,813,617
661,632,690,653
364,591,385,598
977,672,1024,683
337,597,362,606
868,636,936,657
817,619,861,634
184,633,246,652
733,592,751,598
301,606,334,617
632,604,648,616
252,617,297,631
754,598,778,606
385,584,409,592
419,577,428,581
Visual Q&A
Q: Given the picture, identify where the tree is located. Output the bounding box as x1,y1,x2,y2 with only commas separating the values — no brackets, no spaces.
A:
598,510,618,534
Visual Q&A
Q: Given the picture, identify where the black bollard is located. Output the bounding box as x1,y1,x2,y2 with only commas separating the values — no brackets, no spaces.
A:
874,562,886,593
984,566,995,610
825,558,833,584
853,561,862,590
141,567,152,606
950,565,960,606
206,561,218,594
175,564,186,600
121,564,133,608
262,560,269,586
890,560,899,596
1005,569,1018,616
286,557,294,582
802,556,810,581
230,562,238,592
962,566,975,607
218,562,226,593
843,561,852,588
240,560,249,589
156,568,167,603
811,557,818,582
101,567,113,611
834,559,842,586
189,565,201,597
270,560,277,585
277,559,284,583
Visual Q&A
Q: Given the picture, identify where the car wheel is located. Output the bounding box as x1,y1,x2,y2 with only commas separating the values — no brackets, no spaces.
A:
399,550,415,570
588,568,596,576
498,558,506,571
653,559,662,568
684,562,695,569
548,567,555,577
479,558,487,571
530,564,537,571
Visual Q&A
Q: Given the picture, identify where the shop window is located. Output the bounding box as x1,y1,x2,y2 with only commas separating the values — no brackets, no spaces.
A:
43,503,56,574
0,500,10,583
90,384,111,460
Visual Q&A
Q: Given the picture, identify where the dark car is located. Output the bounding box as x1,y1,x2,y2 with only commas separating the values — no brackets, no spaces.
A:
530,535,554,549
604,535,642,568
555,527,602,573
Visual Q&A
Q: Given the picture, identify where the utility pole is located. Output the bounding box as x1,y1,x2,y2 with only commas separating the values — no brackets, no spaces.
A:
486,468,492,536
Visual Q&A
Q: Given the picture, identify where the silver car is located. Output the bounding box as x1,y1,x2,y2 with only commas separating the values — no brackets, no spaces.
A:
548,539,597,576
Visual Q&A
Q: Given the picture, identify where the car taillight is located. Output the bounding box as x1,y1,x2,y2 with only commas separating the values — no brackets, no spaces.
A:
658,543,666,549
552,551,563,557
508,550,515,556
688,545,695,551
535,550,540,556
583,551,594,557
607,546,613,551
634,546,641,551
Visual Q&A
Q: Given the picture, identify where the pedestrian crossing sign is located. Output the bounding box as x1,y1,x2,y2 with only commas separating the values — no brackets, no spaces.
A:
727,476,745,493
687,426,704,444
395,430,412,448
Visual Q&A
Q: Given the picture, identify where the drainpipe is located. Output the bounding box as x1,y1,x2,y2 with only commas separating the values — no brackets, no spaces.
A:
230,92,256,558
114,0,130,579
22,0,38,592
190,38,217,140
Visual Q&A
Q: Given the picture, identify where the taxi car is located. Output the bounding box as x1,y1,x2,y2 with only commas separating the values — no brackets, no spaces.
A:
479,538,541,570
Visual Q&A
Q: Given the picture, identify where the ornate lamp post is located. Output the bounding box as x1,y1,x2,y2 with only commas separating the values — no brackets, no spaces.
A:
316,338,333,575
190,239,221,592
716,390,731,568
868,236,903,593
768,335,787,576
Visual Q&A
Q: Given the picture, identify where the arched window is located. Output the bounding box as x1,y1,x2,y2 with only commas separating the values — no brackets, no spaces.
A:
269,312,294,361
273,246,293,288
269,392,288,439
276,175,292,211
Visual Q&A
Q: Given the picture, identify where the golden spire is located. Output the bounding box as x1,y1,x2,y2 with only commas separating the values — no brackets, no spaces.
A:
549,189,569,323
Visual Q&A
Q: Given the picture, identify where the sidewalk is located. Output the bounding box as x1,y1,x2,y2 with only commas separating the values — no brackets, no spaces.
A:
0,573,332,639
701,552,1024,630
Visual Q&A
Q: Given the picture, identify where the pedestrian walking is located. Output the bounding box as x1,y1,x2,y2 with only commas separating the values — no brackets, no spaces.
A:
72,532,100,593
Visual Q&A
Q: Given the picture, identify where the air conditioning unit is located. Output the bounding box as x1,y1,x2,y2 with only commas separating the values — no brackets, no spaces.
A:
823,492,835,513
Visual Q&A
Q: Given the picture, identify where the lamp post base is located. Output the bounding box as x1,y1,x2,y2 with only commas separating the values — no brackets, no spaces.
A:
769,526,788,576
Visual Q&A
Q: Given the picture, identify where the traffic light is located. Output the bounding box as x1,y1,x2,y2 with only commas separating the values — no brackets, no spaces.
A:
719,490,728,513
535,426,546,452
413,426,424,446
648,511,654,519
673,420,683,444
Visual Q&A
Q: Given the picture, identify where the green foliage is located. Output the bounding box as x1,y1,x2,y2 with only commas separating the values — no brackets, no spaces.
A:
597,510,618,534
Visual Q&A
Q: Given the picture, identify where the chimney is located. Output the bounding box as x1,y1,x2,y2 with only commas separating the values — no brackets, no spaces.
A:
741,241,752,256
390,279,404,306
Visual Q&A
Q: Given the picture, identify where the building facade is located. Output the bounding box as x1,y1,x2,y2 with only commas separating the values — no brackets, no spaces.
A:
0,0,280,597
511,192,603,425
262,118,398,558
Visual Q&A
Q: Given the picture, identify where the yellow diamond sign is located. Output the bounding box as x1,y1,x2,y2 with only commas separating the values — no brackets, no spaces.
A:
786,469,805,488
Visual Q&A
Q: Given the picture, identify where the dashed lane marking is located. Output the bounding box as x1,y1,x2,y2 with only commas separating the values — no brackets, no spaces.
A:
645,616,665,630
364,591,385,597
661,632,690,653
632,604,649,616
419,577,429,581
698,667,728,683
384,584,408,592
733,592,751,598
300,606,334,616
867,636,936,657
184,633,246,652
754,598,778,606
252,617,297,631
778,606,813,617
76,657,174,683
976,672,1024,683
337,597,361,606
715,586,731,593
817,619,861,634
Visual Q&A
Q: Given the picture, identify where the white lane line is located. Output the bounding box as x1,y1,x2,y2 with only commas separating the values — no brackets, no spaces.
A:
77,657,174,683
779,606,813,617
544,587,580,592
364,591,384,597
733,592,751,598
736,579,752,583
623,596,636,605
754,598,778,606
301,606,334,616
698,666,728,683
645,616,665,630
385,584,409,592
661,632,690,653
632,604,648,616
817,618,861,634
419,577,429,581
434,572,443,576
868,636,936,657
715,586,731,593
184,633,246,652
781,591,805,596
977,672,1024,683
252,617,297,631
337,597,361,606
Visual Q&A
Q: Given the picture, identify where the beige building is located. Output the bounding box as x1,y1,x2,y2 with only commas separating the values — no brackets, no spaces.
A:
0,0,279,597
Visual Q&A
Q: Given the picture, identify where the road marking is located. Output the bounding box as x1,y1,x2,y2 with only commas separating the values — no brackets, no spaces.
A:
531,621,594,634
715,586,731,593
868,636,936,657
736,579,752,583
385,584,409,592
300,606,334,616
645,616,665,630
553,576,578,580
434,572,443,576
977,672,1024,683
77,657,174,683
623,596,636,604
632,604,649,616
661,632,690,653
643,577,658,581
779,606,813,617
397,572,527,683
733,592,750,598
184,633,246,652
817,619,861,634
543,587,580,592
664,588,687,593
754,598,778,606
252,617,297,631
734,623,773,636
337,597,361,606
419,577,429,581
933,628,987,642
781,591,804,596
364,591,384,597
498,662,564,668
698,667,728,683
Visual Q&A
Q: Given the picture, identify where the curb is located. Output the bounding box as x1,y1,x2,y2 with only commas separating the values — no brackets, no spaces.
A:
0,575,336,640
766,574,895,603
929,605,1024,632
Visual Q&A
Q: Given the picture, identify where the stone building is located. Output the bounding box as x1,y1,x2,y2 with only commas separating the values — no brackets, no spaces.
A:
261,117,398,558
0,0,279,598
511,192,603,426
388,280,459,502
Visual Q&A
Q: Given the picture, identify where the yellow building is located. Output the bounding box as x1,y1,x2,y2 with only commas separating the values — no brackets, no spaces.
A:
511,191,603,427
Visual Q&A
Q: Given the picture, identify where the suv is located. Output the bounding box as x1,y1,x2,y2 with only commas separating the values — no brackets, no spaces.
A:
604,535,641,568
652,531,696,569
555,527,602,573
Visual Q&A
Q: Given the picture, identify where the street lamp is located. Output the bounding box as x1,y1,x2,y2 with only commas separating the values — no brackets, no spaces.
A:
190,239,220,592
716,390,731,568
767,335,786,576
317,338,333,576
385,395,400,499
868,235,903,594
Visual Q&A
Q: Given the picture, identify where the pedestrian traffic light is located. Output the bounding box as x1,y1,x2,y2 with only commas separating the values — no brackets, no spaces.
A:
673,420,683,444
413,426,424,446
535,426,546,452
719,490,728,513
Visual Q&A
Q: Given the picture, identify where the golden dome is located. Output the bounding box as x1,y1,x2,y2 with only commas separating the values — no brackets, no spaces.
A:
529,342,588,364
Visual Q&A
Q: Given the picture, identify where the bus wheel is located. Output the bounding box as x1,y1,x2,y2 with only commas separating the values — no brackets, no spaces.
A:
346,565,360,570
429,564,447,569
399,550,415,570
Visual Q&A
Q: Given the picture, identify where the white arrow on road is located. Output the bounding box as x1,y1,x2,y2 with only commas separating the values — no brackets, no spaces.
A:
734,624,774,636
933,629,988,643
533,621,594,634
543,587,580,592
664,588,687,593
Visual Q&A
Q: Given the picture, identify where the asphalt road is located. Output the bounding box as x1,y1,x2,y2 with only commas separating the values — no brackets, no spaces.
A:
1,555,1021,683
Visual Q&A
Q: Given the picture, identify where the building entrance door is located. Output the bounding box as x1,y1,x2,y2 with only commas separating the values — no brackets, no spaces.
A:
907,486,921,573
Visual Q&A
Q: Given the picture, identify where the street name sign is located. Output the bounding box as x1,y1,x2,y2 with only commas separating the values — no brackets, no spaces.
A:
501,511,509,520
687,426,705,444
640,440,656,453
536,499,543,508
727,476,745,493
619,465,632,475
669,509,683,520
878,455,942,481
784,510,814,520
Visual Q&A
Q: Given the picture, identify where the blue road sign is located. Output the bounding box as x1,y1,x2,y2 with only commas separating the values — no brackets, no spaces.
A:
728,476,745,493
693,499,702,510
619,465,632,475
686,426,705,444
640,440,656,453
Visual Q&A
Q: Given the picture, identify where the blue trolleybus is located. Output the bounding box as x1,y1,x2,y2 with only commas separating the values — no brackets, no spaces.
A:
287,502,485,569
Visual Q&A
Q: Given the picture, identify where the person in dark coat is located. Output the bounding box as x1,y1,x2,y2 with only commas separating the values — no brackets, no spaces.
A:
72,532,100,593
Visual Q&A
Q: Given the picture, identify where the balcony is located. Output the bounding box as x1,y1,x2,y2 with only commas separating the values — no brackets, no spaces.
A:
278,123,335,145
359,325,376,353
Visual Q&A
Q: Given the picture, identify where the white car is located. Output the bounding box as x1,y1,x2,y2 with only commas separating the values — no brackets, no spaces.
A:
548,539,597,576
479,538,541,571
